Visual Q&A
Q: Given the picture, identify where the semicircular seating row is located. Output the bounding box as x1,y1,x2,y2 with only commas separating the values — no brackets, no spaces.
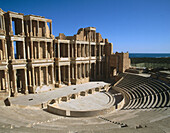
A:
115,74,170,109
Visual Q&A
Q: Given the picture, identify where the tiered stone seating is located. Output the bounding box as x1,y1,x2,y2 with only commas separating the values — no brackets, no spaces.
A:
114,73,170,109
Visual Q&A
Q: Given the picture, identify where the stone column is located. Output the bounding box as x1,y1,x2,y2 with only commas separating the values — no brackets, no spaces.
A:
44,22,47,37
10,17,13,35
58,42,60,58
23,41,26,59
27,42,30,59
13,69,17,96
28,69,31,86
39,66,42,86
30,19,33,36
30,41,33,59
11,41,15,59
51,65,54,84
74,64,77,80
37,20,39,37
72,64,74,79
32,67,35,93
68,65,71,85
58,66,61,84
38,41,40,59
80,64,82,79
99,44,101,57
75,42,77,58
4,40,7,60
4,70,8,92
45,42,47,58
89,62,91,79
83,64,85,78
50,42,53,58
87,64,89,77
46,66,49,85
24,68,28,94
94,44,96,56
68,42,70,58
83,44,85,57
22,20,24,35
71,43,74,58
89,42,91,57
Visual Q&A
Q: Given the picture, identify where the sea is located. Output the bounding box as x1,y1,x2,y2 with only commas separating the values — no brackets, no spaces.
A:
129,53,170,58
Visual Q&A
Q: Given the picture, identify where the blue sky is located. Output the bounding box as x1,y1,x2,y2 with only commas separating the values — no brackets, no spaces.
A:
1,0,170,53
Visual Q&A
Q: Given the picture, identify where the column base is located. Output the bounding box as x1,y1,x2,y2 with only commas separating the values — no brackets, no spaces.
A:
13,92,18,97
28,86,35,94
68,82,71,86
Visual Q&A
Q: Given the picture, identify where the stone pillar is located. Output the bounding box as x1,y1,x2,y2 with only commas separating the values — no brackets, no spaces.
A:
74,64,77,80
13,69,17,96
44,22,47,37
99,45,101,57
30,41,33,59
94,44,96,56
30,19,33,36
89,62,91,79
22,20,24,35
71,43,74,58
37,20,39,37
11,41,15,59
28,69,31,86
4,40,7,60
27,42,30,59
23,41,26,59
1,39,4,59
80,64,82,79
50,42,53,58
4,70,8,92
89,42,91,57
45,42,47,58
72,64,74,79
83,64,85,78
68,65,71,86
39,66,42,86
58,66,61,84
10,17,13,35
87,64,89,77
51,65,54,84
38,41,40,59
68,42,70,58
58,42,60,58
24,68,28,94
32,67,35,93
46,66,49,85
75,42,77,58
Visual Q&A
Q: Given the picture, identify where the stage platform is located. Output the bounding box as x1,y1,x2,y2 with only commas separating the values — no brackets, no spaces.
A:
9,81,109,107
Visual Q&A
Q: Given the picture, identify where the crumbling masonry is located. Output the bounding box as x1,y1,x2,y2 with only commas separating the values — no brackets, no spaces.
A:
0,8,130,98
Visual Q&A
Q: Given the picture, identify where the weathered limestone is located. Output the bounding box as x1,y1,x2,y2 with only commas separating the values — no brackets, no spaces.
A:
0,8,130,98
0,9,9,98
24,15,54,93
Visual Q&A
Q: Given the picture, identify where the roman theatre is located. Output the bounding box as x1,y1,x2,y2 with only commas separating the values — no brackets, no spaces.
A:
0,8,169,133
